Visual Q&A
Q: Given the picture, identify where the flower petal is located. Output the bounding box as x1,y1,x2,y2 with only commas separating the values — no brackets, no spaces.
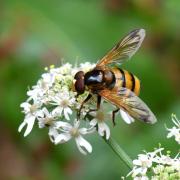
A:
38,118,45,128
120,109,134,124
18,115,36,137
141,167,148,175
24,116,36,137
18,121,26,133
89,119,97,126
20,102,30,109
89,111,96,117
20,102,31,113
48,127,59,143
55,121,72,131
98,122,110,140
64,107,72,120
66,106,72,114
42,107,50,117
75,135,92,155
54,133,72,144
73,119,80,128
52,106,63,116
79,127,95,135
132,167,143,177
133,159,142,166
36,110,44,117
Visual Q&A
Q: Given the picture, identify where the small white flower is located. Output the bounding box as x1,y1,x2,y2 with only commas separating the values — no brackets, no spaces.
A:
153,164,164,174
18,101,43,137
38,107,57,128
27,72,56,102
27,87,42,102
132,154,152,176
167,127,179,138
79,62,96,73
58,63,72,75
41,72,55,87
166,114,180,144
54,119,95,155
89,109,111,140
71,62,95,76
158,155,174,165
51,91,75,120
133,154,152,167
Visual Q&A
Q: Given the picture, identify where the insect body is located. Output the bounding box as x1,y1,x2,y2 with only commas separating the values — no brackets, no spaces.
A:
74,29,157,124
110,68,140,96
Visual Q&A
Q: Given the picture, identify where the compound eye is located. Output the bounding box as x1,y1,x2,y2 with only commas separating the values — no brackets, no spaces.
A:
75,79,85,94
74,71,84,80
74,71,85,94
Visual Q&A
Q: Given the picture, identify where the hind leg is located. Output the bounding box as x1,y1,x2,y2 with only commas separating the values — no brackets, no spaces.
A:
85,95,101,117
112,108,119,126
78,95,101,119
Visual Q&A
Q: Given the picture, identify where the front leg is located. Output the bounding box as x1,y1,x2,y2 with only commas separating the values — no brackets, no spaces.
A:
77,94,92,119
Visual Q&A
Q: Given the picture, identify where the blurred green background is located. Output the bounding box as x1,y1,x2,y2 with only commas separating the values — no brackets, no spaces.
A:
0,0,180,179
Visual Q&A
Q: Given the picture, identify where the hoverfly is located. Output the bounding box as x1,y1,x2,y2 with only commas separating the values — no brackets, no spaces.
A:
74,29,157,124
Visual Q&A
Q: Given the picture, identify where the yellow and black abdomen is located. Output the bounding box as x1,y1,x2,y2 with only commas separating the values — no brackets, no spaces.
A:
111,68,140,96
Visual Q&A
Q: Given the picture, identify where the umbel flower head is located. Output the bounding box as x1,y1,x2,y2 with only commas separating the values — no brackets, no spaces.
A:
128,147,180,179
128,114,180,179
18,63,146,155
18,63,113,154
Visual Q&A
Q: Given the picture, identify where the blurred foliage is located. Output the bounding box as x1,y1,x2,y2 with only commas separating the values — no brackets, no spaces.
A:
0,0,180,179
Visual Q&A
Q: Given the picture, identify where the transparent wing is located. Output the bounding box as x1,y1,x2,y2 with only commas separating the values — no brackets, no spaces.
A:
99,88,157,124
96,29,145,68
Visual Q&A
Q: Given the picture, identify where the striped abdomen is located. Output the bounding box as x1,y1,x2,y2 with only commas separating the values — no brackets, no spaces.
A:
111,68,140,96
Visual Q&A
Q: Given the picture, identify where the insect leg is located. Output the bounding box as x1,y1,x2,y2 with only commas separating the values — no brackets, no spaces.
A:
84,95,102,120
89,95,102,111
77,94,92,119
112,108,119,126
97,95,101,109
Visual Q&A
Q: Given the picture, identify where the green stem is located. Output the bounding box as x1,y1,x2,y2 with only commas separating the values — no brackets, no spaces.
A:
103,137,133,169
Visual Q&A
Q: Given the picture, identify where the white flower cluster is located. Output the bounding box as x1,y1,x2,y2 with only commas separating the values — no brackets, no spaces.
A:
128,148,180,179
18,62,117,155
166,114,180,144
128,114,180,179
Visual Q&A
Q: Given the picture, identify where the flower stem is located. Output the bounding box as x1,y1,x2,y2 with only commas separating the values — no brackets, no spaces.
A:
103,137,133,169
